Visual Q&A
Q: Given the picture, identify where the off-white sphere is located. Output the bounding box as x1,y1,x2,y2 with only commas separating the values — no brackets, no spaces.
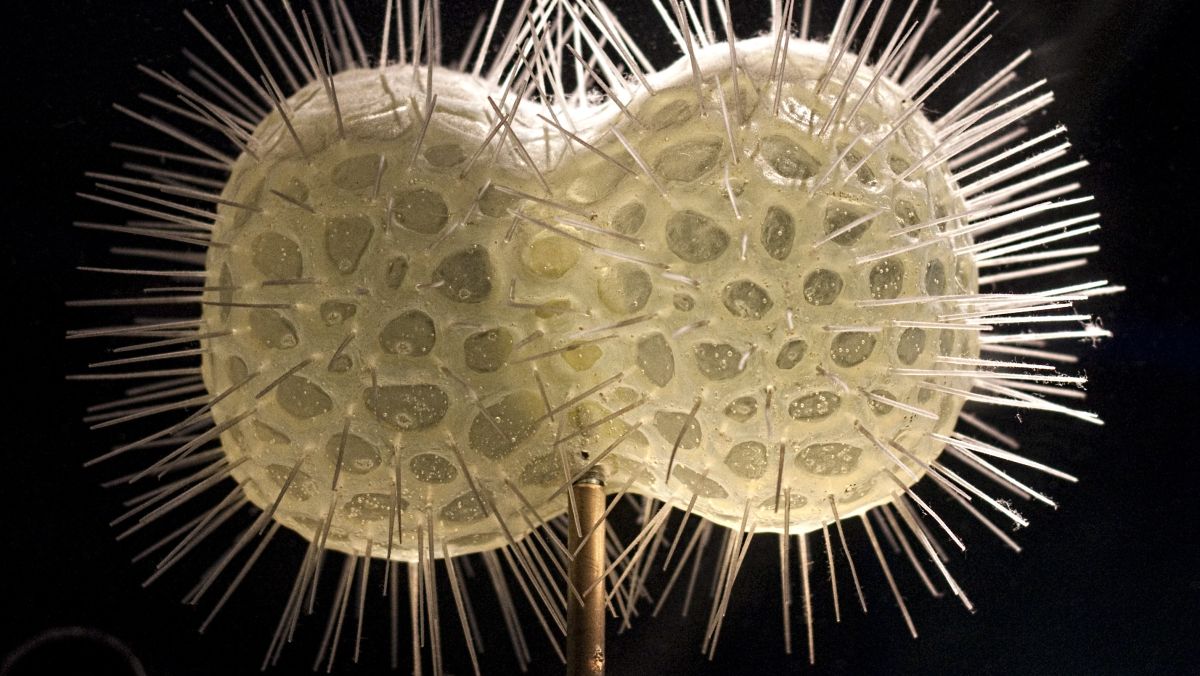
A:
202,37,977,560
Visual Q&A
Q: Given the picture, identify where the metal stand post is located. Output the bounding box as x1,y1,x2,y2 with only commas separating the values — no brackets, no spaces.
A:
566,475,606,676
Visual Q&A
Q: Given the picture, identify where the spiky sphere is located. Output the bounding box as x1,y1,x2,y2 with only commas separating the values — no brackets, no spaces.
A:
73,0,1116,670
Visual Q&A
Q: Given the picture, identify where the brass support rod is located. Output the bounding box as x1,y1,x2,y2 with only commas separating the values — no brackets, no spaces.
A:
566,476,606,676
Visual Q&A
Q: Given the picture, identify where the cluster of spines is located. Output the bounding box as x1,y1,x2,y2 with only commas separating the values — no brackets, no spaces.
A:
67,0,1118,672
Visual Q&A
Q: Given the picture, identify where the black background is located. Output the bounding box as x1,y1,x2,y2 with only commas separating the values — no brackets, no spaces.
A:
4,0,1198,674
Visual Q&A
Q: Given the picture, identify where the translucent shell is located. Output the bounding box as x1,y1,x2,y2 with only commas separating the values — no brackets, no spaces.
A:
201,36,978,560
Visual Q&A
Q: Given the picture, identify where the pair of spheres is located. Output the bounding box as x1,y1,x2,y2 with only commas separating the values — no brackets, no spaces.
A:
204,33,975,560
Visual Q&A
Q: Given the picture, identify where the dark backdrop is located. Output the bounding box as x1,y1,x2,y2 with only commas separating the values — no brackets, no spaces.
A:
3,1,1197,674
